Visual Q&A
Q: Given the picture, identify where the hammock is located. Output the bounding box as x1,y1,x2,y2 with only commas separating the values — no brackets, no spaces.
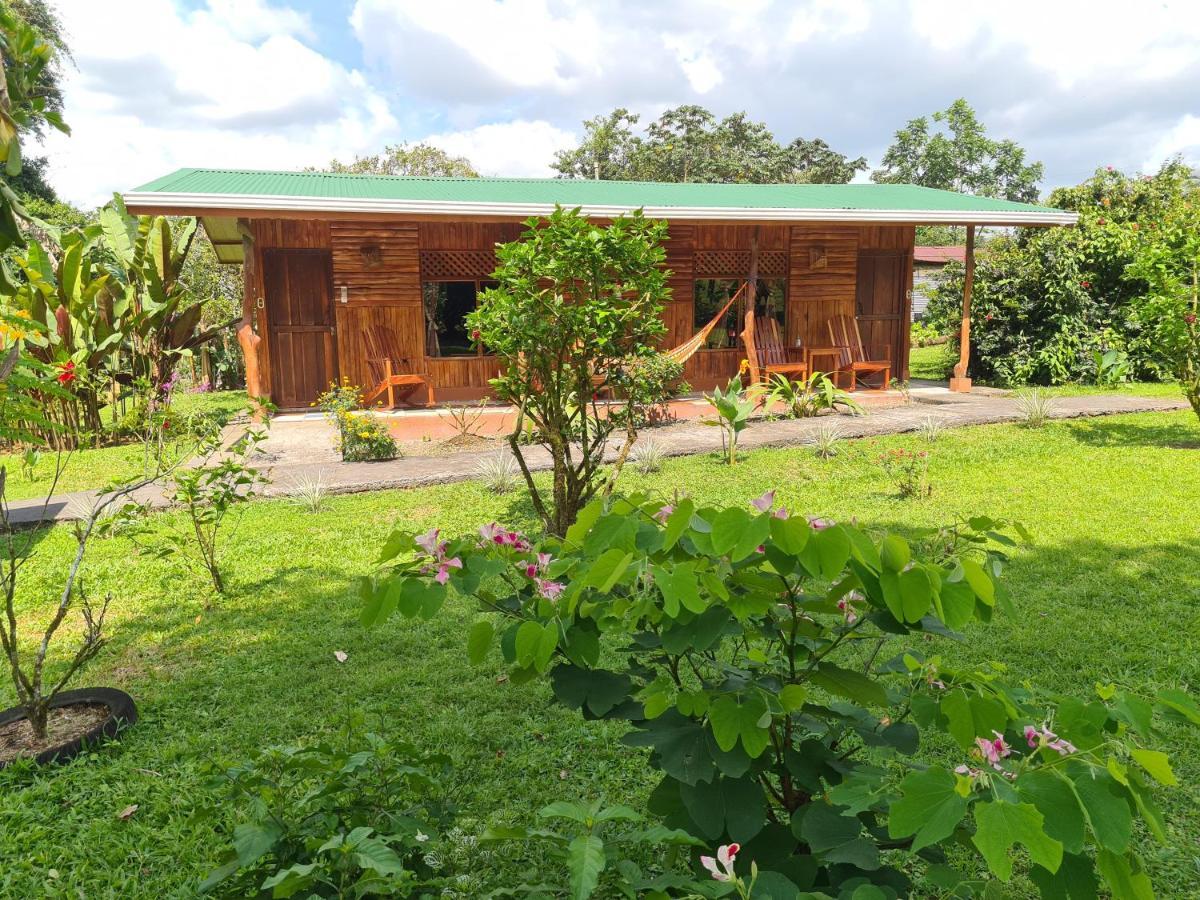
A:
663,281,747,365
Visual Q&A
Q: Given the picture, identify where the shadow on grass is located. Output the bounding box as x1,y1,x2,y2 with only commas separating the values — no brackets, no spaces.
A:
1062,415,1200,449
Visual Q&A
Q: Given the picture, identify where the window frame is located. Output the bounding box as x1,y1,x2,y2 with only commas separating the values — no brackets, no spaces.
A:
420,278,497,358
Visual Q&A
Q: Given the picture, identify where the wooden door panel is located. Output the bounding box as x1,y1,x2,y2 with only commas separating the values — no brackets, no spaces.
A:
855,250,906,367
265,249,336,408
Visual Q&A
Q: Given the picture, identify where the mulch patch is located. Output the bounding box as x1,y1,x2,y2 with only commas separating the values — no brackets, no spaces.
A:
0,703,109,764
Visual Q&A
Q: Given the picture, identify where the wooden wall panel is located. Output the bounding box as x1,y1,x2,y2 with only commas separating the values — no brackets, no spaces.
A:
684,348,742,390
418,222,523,249
857,225,914,252
695,224,788,251
252,219,330,249
334,304,425,391
787,225,858,351
662,224,696,349
330,221,420,305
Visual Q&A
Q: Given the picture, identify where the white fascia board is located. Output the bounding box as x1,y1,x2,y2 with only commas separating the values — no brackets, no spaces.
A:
122,191,1079,226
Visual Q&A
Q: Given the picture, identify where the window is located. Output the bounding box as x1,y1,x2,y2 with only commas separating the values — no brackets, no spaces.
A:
693,278,787,349
421,280,496,357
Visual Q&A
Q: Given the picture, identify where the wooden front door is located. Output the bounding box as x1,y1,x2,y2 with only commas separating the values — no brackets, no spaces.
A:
264,249,337,408
855,250,910,377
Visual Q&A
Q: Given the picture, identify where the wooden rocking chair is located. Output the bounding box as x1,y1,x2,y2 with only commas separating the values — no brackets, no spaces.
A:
741,306,807,387
361,324,436,408
828,315,891,391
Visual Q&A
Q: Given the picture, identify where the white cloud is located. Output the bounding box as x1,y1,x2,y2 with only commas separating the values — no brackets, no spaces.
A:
196,0,315,42
909,0,1200,88
40,0,396,207
786,0,871,43
663,36,723,94
426,120,577,177
1142,114,1200,173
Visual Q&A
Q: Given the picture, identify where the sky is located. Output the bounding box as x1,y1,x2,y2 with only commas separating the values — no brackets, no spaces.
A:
37,0,1200,209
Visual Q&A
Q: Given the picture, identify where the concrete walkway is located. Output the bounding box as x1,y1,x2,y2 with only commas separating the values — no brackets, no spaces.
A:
6,386,1188,527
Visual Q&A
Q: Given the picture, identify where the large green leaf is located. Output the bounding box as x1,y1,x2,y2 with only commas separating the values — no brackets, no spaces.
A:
888,768,969,852
798,802,879,871
584,548,633,593
232,822,282,866
679,775,766,843
811,662,887,707
939,689,1007,750
1130,748,1177,786
708,692,770,758
971,800,1062,882
1069,768,1132,853
515,620,544,667
661,499,695,550
566,834,605,900
1016,769,1086,855
656,562,705,617
710,507,749,556
552,665,631,718
467,620,494,664
1095,850,1153,900
1029,852,1100,900
99,198,138,269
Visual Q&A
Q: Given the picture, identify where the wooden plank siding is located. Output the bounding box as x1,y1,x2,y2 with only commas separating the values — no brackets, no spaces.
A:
246,216,915,406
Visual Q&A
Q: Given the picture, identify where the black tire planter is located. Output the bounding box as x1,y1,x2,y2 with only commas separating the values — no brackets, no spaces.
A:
0,687,137,768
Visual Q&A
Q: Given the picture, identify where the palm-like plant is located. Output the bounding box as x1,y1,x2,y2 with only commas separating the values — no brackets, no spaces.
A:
755,371,863,419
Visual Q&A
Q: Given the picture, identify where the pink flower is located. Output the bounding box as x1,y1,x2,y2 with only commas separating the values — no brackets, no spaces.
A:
837,595,859,624
974,731,1012,770
750,490,776,513
537,552,553,570
699,843,740,883
536,578,565,602
808,516,833,531
756,544,766,553
415,528,443,557
774,506,789,519
1025,725,1077,756
479,523,503,544
435,557,462,585
525,563,538,578
654,504,674,523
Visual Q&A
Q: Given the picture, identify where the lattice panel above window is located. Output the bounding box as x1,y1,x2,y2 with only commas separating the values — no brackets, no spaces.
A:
420,250,497,281
695,250,788,279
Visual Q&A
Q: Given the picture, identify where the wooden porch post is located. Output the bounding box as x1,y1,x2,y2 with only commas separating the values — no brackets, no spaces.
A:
237,223,266,416
949,225,976,392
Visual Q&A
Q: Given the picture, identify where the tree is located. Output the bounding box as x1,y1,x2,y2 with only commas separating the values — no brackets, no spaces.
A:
872,98,1043,202
465,206,670,535
1126,171,1200,421
553,105,865,184
551,108,641,180
317,143,479,178
0,0,68,142
925,160,1193,386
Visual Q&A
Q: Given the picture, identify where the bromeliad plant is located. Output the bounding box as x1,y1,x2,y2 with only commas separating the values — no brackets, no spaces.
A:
362,493,1197,898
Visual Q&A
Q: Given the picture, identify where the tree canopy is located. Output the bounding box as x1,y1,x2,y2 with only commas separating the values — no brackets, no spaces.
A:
872,98,1043,202
552,104,867,184
316,143,479,178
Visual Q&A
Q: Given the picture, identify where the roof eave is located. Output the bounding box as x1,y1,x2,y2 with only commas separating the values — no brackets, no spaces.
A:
122,191,1079,227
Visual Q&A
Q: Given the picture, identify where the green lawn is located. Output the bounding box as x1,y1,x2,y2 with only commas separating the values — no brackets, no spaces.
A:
909,342,954,380
0,390,248,502
2,410,1199,896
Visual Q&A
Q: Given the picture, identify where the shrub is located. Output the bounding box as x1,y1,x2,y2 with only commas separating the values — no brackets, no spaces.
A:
910,320,944,347
475,451,520,494
364,497,1198,898
1014,387,1057,428
610,352,690,427
926,160,1193,386
198,724,456,897
878,446,932,498
340,413,399,462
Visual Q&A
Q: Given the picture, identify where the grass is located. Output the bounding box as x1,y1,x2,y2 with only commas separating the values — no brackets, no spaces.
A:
909,342,955,380
2,410,1199,895
0,390,248,502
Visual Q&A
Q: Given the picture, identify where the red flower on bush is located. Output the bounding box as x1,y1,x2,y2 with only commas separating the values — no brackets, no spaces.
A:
1185,313,1197,325
1080,280,1091,289
471,329,481,341
1097,218,1106,225
56,360,75,385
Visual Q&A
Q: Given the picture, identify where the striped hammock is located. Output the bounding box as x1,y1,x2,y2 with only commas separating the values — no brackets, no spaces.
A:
663,281,747,365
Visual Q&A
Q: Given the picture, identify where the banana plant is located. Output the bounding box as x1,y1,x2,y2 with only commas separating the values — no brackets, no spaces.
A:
101,194,227,392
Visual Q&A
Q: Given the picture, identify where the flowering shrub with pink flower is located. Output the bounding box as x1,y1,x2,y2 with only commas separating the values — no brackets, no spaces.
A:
363,491,1198,897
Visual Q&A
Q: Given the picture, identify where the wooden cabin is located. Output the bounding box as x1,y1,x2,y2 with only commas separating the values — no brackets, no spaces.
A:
124,171,1076,409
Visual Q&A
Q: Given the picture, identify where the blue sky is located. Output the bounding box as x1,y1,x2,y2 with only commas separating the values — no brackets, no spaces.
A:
41,0,1200,208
